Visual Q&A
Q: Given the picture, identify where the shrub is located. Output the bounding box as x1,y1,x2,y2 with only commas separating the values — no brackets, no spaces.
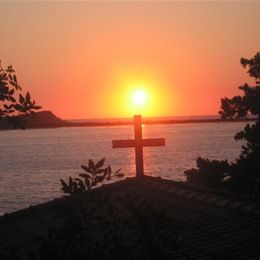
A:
60,158,123,195
184,157,230,188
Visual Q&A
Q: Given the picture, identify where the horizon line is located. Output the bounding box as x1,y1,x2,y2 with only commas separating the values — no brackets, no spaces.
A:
65,114,220,122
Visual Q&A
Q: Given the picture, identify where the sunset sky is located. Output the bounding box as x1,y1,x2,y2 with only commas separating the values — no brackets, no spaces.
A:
1,1,259,119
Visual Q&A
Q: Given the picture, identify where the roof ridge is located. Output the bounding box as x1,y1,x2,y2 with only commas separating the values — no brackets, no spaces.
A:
1,176,260,223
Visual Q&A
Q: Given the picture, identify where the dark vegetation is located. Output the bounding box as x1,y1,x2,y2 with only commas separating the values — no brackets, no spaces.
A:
0,61,41,128
185,52,260,195
60,158,123,195
19,161,179,260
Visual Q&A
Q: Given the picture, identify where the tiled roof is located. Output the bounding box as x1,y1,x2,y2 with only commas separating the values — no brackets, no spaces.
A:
0,176,260,259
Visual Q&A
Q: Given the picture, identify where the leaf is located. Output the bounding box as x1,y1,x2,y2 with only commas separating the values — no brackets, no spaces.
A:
14,104,23,111
74,178,86,192
19,94,25,104
7,65,14,72
84,177,90,189
72,182,79,194
79,173,91,179
60,179,67,188
60,179,70,193
88,159,95,170
26,92,31,103
33,105,41,110
13,74,17,83
78,180,86,192
81,165,91,173
95,158,105,169
79,173,91,189
16,84,22,90
95,175,105,183
95,169,105,174
103,168,108,177
69,176,73,187
115,169,122,175
9,89,14,95
9,96,16,102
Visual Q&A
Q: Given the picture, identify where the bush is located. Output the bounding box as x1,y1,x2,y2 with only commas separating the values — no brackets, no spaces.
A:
184,157,230,188
60,158,123,195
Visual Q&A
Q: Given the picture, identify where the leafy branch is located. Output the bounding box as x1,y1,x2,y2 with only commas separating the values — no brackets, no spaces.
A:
0,61,41,128
60,158,123,195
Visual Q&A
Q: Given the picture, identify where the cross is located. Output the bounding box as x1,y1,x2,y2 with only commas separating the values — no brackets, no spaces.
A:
112,115,165,177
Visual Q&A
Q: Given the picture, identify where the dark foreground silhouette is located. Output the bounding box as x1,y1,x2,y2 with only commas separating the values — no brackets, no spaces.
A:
185,52,260,195
0,177,260,260
0,62,41,128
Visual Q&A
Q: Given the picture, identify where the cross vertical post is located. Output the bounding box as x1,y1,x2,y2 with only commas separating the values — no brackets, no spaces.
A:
112,114,165,178
134,115,144,177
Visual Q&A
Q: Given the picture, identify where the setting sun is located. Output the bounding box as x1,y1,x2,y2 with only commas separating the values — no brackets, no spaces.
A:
132,90,147,106
117,75,170,117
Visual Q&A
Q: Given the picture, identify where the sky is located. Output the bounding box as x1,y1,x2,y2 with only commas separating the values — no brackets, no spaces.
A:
1,1,260,119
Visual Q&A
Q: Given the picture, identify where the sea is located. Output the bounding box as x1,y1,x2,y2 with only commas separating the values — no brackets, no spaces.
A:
0,122,246,215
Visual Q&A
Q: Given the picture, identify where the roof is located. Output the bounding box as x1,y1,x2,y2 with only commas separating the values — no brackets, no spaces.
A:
0,176,260,259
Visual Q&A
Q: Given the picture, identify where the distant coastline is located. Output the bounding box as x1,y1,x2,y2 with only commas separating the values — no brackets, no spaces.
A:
0,110,256,130
67,117,256,127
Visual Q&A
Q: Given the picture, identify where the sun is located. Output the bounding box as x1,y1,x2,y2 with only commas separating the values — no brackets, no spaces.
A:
132,90,147,106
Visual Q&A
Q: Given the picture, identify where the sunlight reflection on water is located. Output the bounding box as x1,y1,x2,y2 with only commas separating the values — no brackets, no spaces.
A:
0,122,245,215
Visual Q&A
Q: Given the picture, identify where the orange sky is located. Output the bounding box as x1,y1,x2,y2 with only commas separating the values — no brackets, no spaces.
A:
1,1,259,119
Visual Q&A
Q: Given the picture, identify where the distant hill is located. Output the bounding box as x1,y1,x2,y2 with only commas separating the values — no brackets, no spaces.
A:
0,111,69,129
0,111,256,130
24,111,68,128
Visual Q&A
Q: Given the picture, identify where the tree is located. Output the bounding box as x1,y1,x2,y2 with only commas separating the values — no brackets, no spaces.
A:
185,52,260,195
0,61,41,128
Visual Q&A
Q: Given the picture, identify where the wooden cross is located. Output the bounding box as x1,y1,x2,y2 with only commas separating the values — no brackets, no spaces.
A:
112,115,165,177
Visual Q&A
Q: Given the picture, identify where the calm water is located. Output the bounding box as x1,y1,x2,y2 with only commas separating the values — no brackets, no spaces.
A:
0,122,245,215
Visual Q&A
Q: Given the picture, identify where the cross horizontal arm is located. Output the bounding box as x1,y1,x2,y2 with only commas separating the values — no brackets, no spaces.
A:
112,138,165,148
142,138,165,147
112,139,135,148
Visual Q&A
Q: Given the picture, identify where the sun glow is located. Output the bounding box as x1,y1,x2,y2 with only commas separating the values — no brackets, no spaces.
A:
132,90,147,106
112,71,172,117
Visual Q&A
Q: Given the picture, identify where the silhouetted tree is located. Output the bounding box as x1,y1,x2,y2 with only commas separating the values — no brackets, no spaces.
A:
0,61,41,128
185,157,230,188
185,52,260,195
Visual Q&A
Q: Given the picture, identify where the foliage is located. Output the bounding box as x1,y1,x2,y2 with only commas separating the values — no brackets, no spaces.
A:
219,52,260,120
185,52,260,194
0,61,41,128
185,157,230,188
60,158,123,195
49,160,181,260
